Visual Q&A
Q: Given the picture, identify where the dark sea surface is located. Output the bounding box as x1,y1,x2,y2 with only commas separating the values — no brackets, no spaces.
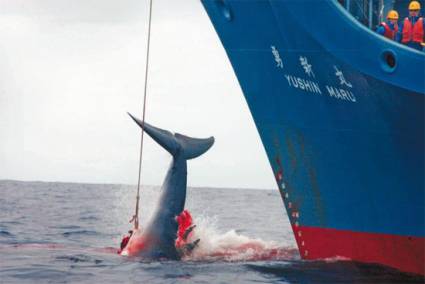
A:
0,180,423,283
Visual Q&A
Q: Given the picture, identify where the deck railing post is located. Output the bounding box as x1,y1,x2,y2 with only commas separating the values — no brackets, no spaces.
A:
368,0,373,29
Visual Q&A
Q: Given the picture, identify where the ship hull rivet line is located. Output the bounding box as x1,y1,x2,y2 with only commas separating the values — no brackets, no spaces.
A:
276,167,308,259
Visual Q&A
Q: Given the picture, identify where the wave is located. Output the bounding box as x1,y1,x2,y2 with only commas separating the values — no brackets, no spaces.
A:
78,216,99,221
246,261,425,282
182,216,298,262
63,230,99,237
0,230,14,238
56,254,104,264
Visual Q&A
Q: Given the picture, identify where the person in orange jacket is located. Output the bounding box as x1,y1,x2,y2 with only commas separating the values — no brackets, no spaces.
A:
396,1,425,50
376,10,399,40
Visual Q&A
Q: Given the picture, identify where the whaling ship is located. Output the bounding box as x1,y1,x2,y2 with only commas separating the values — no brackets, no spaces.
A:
201,0,424,275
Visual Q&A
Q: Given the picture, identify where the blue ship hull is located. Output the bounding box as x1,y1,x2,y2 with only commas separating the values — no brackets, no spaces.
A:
201,0,425,275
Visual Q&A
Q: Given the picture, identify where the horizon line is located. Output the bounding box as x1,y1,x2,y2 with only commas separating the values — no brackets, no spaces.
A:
0,178,276,191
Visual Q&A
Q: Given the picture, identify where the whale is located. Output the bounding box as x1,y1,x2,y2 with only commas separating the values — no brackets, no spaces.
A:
121,113,214,259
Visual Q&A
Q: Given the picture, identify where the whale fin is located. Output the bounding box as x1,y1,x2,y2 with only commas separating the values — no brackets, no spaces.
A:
128,113,214,159
128,113,179,156
175,133,214,160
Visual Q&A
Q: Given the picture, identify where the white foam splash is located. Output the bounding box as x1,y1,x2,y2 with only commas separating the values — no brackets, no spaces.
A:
323,256,351,263
183,216,298,262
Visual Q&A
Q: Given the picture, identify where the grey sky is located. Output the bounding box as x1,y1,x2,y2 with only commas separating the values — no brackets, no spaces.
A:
0,0,276,189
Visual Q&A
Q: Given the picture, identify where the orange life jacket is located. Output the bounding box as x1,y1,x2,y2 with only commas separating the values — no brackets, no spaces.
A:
381,22,398,40
402,17,424,43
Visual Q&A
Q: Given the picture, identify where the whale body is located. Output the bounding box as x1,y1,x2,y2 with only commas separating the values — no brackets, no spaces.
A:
122,113,214,259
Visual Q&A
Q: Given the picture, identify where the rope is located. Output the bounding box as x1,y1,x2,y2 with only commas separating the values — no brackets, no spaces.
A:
132,0,153,230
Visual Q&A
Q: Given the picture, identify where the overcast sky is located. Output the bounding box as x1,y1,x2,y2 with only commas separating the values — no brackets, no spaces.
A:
0,0,276,189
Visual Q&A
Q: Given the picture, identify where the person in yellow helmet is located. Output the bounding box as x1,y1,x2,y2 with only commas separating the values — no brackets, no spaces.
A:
376,10,399,40
396,1,424,51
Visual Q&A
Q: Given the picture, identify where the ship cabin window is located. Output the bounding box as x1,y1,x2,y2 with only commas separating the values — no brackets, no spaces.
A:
338,0,383,29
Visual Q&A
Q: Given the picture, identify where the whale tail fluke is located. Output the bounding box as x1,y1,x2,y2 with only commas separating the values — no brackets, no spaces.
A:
128,113,179,156
175,133,214,160
128,113,214,159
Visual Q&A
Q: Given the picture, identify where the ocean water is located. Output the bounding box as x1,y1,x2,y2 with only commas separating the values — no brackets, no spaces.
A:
0,180,423,283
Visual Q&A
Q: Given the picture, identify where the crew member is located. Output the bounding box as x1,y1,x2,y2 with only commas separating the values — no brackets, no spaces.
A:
396,1,425,50
376,10,399,40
